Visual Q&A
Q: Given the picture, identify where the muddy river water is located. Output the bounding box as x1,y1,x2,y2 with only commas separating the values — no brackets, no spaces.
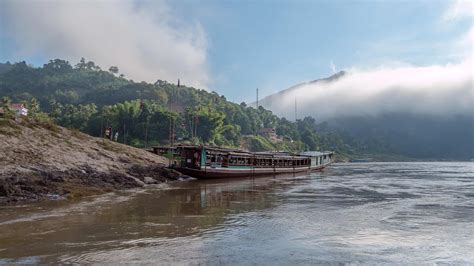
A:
1,162,473,264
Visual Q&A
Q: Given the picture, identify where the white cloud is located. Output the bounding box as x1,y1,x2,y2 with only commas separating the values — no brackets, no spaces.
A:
260,2,474,121
457,26,474,48
442,0,473,22
263,57,473,121
1,0,210,89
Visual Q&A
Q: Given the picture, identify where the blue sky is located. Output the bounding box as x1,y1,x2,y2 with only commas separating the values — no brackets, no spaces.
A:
0,0,472,103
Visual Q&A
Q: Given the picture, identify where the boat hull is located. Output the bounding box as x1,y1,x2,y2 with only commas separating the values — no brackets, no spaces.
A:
176,164,329,179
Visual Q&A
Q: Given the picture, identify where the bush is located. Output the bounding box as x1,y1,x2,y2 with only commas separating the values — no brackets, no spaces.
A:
32,112,61,133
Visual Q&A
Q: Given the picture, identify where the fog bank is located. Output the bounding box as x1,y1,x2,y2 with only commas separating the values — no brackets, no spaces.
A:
263,58,473,121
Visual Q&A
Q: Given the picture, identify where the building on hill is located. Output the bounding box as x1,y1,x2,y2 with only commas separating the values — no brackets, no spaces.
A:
258,128,280,141
0,103,28,117
11,103,28,116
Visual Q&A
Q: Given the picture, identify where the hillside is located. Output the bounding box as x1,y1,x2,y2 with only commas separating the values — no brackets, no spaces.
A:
257,71,474,161
0,118,182,203
0,59,362,159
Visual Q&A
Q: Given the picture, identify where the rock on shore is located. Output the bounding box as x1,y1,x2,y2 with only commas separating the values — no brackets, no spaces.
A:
0,118,183,203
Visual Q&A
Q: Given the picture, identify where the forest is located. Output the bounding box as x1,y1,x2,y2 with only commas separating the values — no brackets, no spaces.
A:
0,59,365,158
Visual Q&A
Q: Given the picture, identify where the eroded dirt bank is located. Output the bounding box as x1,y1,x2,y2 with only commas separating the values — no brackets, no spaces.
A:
0,119,184,203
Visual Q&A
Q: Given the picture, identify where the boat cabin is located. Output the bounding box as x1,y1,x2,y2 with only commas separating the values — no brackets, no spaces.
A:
151,145,333,178
155,146,332,169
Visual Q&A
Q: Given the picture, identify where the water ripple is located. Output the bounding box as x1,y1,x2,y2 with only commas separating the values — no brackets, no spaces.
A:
1,162,473,264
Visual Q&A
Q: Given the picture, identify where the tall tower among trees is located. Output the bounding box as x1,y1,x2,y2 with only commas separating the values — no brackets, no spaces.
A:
295,98,297,121
256,88,259,109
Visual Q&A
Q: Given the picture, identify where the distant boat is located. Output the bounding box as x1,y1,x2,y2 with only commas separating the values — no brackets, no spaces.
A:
152,145,334,179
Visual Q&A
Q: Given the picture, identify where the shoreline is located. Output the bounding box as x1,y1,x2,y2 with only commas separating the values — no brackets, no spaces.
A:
0,119,186,204
0,164,187,204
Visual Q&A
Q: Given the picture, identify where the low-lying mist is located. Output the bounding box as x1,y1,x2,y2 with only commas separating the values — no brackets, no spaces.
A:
267,58,473,121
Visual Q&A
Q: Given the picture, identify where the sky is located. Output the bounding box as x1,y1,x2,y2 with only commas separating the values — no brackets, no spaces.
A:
0,0,472,104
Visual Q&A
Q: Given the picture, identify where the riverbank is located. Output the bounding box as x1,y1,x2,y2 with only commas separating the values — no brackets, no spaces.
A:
0,118,184,204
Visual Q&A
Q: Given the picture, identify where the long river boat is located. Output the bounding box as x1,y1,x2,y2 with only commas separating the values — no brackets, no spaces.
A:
152,145,334,179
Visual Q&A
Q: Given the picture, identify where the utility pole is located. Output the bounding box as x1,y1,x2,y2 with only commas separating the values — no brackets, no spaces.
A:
169,117,172,146
173,118,176,144
189,115,194,139
100,114,104,138
168,116,176,146
144,116,149,148
256,88,259,109
194,114,198,141
295,98,297,121
123,123,127,144
168,116,175,167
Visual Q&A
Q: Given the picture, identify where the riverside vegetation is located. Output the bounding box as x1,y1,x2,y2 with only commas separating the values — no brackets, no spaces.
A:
0,59,368,160
0,58,415,203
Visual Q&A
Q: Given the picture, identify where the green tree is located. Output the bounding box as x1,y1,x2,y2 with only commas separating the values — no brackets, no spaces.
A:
48,99,63,120
0,58,360,154
43,59,73,73
108,66,119,74
75,57,87,70
29,97,40,115
1,96,13,118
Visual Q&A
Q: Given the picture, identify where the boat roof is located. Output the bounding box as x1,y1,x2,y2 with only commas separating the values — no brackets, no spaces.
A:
153,145,333,158
300,151,334,156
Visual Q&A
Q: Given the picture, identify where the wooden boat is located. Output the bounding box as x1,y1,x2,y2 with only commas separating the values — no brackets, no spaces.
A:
152,145,334,179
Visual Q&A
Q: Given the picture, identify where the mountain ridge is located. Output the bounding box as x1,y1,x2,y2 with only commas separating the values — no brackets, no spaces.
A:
257,71,346,111
263,70,346,98
256,71,473,160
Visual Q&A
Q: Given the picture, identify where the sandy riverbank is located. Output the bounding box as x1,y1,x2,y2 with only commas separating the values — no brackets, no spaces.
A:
0,118,184,203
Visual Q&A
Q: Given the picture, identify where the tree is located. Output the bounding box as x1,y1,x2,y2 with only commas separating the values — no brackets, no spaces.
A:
43,59,73,73
75,57,87,70
49,99,63,120
86,61,100,71
0,58,358,154
109,66,119,74
75,57,100,71
1,96,13,118
58,103,97,130
29,97,40,115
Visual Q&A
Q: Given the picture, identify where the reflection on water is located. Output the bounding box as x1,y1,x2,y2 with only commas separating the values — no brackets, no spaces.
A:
0,162,473,264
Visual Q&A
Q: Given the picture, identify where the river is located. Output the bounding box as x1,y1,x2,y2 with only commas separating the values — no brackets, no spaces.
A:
1,162,473,264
